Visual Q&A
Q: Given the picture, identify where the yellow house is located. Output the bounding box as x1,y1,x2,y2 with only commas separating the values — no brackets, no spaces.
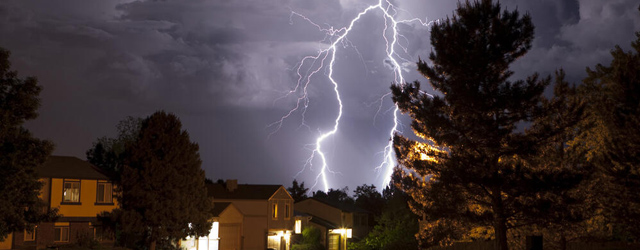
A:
207,180,294,250
0,156,118,249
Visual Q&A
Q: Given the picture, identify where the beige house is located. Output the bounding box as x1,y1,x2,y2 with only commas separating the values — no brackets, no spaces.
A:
208,180,294,250
294,198,369,250
181,202,243,250
0,156,117,250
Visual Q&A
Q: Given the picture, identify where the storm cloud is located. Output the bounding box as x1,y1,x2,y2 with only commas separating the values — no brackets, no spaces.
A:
1,0,638,191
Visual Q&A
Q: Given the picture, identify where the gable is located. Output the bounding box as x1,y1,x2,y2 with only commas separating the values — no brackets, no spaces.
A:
269,186,293,200
218,203,243,224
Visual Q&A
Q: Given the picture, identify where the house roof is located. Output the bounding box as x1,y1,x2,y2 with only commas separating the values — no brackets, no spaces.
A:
212,202,232,217
299,197,369,214
36,156,108,180
309,215,338,230
207,183,283,200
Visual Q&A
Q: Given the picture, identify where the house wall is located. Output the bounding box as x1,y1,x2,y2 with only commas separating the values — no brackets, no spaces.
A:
219,205,243,249
8,178,118,249
49,178,117,217
0,233,12,250
215,200,267,250
295,200,342,226
268,188,295,231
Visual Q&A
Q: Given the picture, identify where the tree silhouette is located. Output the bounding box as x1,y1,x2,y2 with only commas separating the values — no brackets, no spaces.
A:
573,23,640,239
115,111,213,250
391,1,585,249
287,179,309,202
0,47,56,239
86,116,142,181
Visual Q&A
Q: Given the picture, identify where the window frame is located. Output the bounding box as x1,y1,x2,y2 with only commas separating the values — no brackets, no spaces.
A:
271,201,278,220
24,227,36,242
284,201,291,220
54,226,70,242
95,181,114,205
61,179,81,204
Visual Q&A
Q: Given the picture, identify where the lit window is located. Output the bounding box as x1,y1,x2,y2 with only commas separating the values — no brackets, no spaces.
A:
272,202,278,219
63,180,80,203
267,235,280,249
24,228,36,241
209,221,219,239
285,202,291,220
54,227,69,242
295,219,301,234
96,182,113,204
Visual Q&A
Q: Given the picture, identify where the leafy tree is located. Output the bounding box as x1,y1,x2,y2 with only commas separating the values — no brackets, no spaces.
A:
86,116,142,180
349,185,419,250
288,179,309,202
313,187,354,205
571,23,640,240
391,1,585,249
0,47,56,239
353,184,384,226
292,227,323,250
114,111,213,250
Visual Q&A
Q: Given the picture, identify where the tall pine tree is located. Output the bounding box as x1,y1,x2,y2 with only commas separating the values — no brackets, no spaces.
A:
391,1,584,249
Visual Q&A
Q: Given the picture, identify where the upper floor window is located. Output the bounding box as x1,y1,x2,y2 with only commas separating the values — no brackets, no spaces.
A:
285,202,291,220
272,202,278,220
63,180,80,203
96,182,113,204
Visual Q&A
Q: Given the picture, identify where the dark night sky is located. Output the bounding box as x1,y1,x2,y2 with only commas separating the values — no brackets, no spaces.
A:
1,0,638,192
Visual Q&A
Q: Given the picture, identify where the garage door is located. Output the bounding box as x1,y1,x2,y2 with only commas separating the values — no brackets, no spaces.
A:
219,224,241,250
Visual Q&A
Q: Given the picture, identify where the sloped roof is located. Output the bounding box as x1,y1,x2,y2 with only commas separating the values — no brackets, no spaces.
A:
310,216,338,230
207,183,283,200
36,156,108,180
212,202,232,217
300,197,369,214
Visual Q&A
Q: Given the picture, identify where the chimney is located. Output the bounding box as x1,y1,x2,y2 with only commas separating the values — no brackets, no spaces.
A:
226,179,238,192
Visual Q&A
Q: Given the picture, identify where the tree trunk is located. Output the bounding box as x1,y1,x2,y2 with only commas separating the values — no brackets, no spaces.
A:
150,240,156,250
494,216,508,250
492,187,509,250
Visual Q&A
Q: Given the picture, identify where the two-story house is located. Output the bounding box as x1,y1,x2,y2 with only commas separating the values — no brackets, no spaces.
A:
207,180,294,250
0,156,118,250
294,198,369,250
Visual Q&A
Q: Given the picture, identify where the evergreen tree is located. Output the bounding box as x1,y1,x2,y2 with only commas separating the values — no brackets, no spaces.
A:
115,111,213,250
0,47,56,239
391,1,584,249
572,23,640,239
287,179,309,202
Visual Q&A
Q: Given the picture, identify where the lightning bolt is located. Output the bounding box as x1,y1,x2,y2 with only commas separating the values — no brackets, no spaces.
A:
269,0,435,192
